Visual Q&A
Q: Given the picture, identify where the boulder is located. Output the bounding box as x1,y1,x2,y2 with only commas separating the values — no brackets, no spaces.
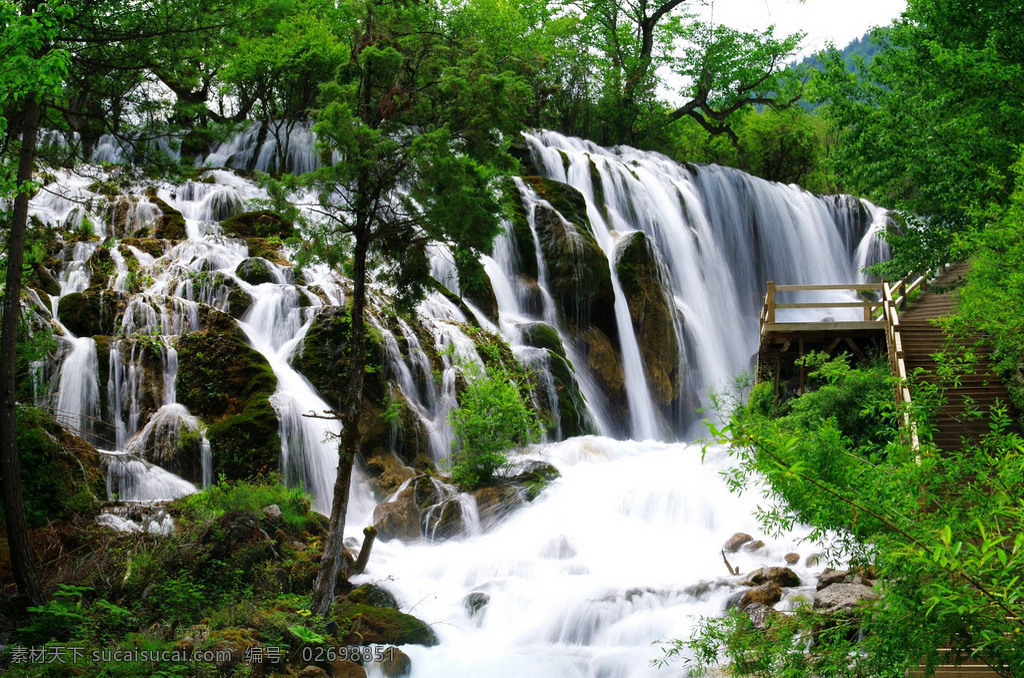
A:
743,601,779,630
472,485,523,527
813,583,879,613
739,582,781,610
423,498,465,541
521,322,596,439
363,451,416,499
723,532,753,553
148,194,186,240
331,603,438,647
743,540,765,552
464,592,490,617
58,289,124,337
235,257,277,285
615,231,682,416
381,647,412,677
745,567,801,588
220,210,294,239
347,584,399,610
329,660,366,678
816,568,851,590
785,552,800,565
373,487,421,542
454,250,498,323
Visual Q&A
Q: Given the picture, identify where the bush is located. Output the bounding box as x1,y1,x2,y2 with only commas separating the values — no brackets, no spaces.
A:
447,363,541,489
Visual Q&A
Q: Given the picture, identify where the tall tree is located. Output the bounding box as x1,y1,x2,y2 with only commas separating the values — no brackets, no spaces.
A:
274,0,530,615
0,0,71,607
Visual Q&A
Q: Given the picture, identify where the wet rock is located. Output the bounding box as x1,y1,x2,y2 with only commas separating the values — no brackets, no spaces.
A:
615,231,682,415
805,553,820,567
513,461,561,500
220,210,294,239
816,568,851,590
472,484,523,527
464,592,489,616
723,532,754,553
235,257,276,285
785,552,800,565
331,603,438,647
739,582,782,609
743,601,779,630
373,487,421,542
363,451,416,499
329,660,366,678
347,584,398,609
297,666,329,678
745,567,801,588
521,322,596,439
263,504,283,521
148,194,187,239
743,540,765,552
813,583,879,612
58,289,124,337
424,498,465,541
381,647,412,677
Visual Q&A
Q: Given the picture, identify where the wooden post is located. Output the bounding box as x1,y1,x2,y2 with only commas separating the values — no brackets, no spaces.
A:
798,337,805,395
766,281,775,323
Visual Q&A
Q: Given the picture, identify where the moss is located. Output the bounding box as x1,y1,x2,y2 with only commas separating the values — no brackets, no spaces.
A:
145,191,187,240
292,306,387,409
57,289,124,337
346,584,398,609
4,407,104,528
431,278,480,328
227,286,254,318
245,237,289,265
221,210,294,239
331,603,438,647
176,317,279,480
521,322,567,361
235,257,277,285
120,237,167,258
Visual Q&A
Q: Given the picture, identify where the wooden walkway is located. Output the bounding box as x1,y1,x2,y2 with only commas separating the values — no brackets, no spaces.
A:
898,262,1017,451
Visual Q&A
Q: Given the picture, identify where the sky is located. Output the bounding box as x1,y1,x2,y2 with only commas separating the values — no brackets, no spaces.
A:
696,0,909,57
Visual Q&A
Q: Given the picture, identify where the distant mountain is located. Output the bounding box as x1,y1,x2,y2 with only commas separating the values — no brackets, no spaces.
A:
792,31,883,74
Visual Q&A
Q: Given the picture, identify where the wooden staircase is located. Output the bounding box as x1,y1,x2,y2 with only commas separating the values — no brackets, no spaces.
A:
899,262,1018,451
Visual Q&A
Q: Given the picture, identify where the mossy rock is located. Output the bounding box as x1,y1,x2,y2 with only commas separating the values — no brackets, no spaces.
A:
7,407,104,528
331,603,438,647
453,250,498,322
346,584,399,609
615,231,681,411
244,237,289,265
146,192,187,240
221,210,294,239
26,262,61,297
520,322,595,439
431,279,480,328
58,289,124,337
235,257,277,286
507,192,539,281
292,306,387,409
363,450,416,500
227,286,254,319
176,317,279,480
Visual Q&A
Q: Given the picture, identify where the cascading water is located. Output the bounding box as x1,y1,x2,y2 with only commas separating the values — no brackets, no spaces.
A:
27,127,889,676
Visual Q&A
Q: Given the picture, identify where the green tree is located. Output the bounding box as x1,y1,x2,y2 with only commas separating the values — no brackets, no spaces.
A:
448,363,542,489
813,1,1024,275
0,0,72,607
274,0,530,616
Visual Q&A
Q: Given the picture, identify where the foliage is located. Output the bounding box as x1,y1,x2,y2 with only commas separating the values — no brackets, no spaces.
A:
448,362,542,489
671,356,1024,675
175,475,317,531
813,1,1024,274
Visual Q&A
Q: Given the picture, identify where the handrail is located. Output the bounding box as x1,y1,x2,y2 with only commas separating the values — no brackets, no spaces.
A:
883,282,920,451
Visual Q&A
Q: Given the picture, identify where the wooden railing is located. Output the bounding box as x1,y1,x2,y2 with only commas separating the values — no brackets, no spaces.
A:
758,271,928,450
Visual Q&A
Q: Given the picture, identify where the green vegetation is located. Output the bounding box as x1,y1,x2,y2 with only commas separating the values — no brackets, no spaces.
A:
667,354,1024,675
448,362,542,489
2,478,436,676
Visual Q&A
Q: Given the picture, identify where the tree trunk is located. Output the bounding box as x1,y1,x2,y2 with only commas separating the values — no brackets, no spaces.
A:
0,93,46,607
310,230,370,616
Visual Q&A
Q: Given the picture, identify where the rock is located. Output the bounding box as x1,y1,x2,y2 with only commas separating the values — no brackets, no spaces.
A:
453,251,498,323
580,326,626,422
513,461,561,500
381,647,412,677
805,553,820,567
743,601,779,630
816,568,851,590
58,289,124,337
520,322,596,438
784,552,800,565
813,583,879,612
347,584,399,610
227,286,253,318
220,210,294,239
235,257,277,285
329,660,366,678
297,667,329,678
723,532,754,553
472,485,524,527
363,451,416,499
739,582,782,609
464,592,490,617
176,319,280,481
743,540,765,552
746,567,801,588
373,487,421,542
615,231,682,416
424,498,465,540
148,194,187,239
331,603,438,646
262,504,283,521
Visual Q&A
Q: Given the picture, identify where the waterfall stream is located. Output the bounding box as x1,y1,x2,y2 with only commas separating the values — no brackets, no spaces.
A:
28,129,888,675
